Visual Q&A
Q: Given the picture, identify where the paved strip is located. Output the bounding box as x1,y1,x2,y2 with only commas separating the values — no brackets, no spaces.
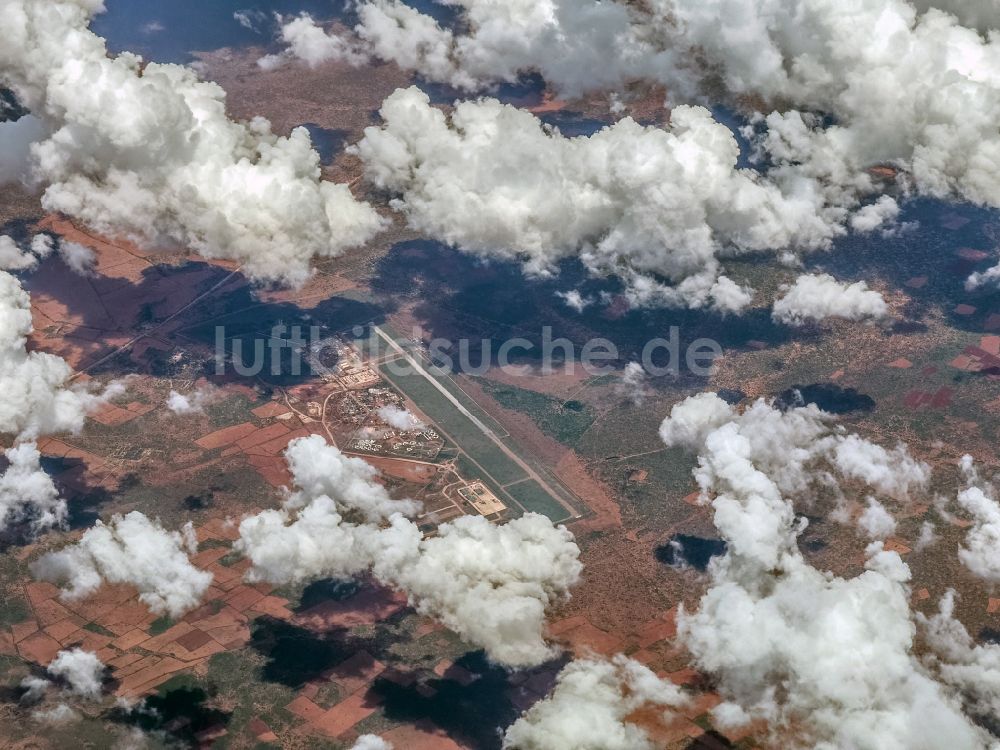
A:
372,325,580,520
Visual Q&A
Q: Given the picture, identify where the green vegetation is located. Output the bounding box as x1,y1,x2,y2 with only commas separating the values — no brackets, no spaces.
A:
148,616,174,636
83,621,114,637
474,377,596,447
198,538,230,552
380,364,527,486
506,479,571,521
585,373,617,387
0,595,29,630
206,650,297,743
219,550,243,567
203,393,257,429
378,337,583,521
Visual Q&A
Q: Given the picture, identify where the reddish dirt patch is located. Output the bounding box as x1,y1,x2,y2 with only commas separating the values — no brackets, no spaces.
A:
359,455,439,484
314,690,379,737
294,585,408,632
380,722,470,750
251,401,292,419
195,422,258,450
235,423,290,451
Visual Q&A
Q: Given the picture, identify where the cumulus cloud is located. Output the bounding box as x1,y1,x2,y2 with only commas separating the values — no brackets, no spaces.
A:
0,442,64,535
0,270,108,439
0,234,52,271
350,737,393,750
354,87,839,311
617,362,649,405
661,394,928,521
259,13,366,70
0,235,38,271
383,513,583,667
237,435,581,667
57,240,96,276
1,0,384,287
857,497,897,540
278,434,419,522
915,519,937,551
233,9,266,33
32,511,212,618
335,0,1000,256
832,433,930,500
669,0,1000,212
772,273,889,326
166,384,219,415
0,112,47,184
660,393,992,749
555,289,593,313
299,0,689,99
850,195,901,233
910,0,1000,32
503,655,686,750
954,456,1000,582
919,590,1000,721
19,675,50,704
33,703,78,724
376,404,426,430
965,262,1000,291
46,648,106,698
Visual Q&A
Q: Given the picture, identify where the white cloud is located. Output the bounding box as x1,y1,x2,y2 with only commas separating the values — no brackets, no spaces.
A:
337,0,1000,253
166,384,218,415
661,394,928,516
850,195,900,233
617,362,648,405
376,404,426,430
1,0,385,287
0,442,64,535
669,0,1000,212
660,393,993,749
19,675,50,704
833,434,930,500
46,648,106,698
955,456,1000,582
966,262,1000,291
858,497,897,540
57,240,96,276
919,589,1000,721
342,0,687,99
33,703,78,724
381,513,583,667
915,520,937,551
555,290,592,313
260,13,367,70
237,435,581,667
0,234,39,271
279,434,419,522
711,701,753,731
0,270,108,440
32,511,213,619
773,273,889,326
350,737,393,750
658,391,737,449
910,0,1000,32
233,9,266,33
354,87,838,311
0,113,47,184
503,655,686,750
